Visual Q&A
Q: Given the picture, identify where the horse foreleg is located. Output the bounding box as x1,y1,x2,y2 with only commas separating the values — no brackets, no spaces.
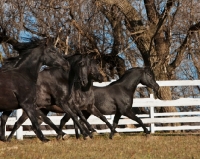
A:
87,105,115,139
73,107,95,138
59,113,70,130
0,111,12,141
61,113,89,139
124,109,149,135
36,109,67,140
61,103,91,139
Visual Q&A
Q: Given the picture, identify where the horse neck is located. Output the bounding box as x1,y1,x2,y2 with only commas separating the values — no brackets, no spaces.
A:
82,78,93,92
73,78,93,93
14,50,43,81
117,70,143,93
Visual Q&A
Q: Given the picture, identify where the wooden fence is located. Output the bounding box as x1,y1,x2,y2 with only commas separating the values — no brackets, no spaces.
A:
5,80,200,140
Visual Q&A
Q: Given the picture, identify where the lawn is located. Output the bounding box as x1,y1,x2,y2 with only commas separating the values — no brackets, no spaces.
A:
0,133,199,159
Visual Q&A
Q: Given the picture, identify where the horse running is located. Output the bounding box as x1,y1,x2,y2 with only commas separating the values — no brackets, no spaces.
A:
61,67,161,138
7,67,160,140
6,54,116,141
0,38,68,142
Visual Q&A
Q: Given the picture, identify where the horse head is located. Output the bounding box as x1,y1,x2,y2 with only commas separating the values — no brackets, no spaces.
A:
140,67,161,99
42,39,69,71
89,58,106,83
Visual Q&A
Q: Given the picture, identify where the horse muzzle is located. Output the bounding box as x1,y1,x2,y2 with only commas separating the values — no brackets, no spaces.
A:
154,85,162,100
80,78,88,87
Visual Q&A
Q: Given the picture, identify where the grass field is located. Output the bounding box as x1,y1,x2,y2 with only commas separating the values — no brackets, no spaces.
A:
0,133,199,159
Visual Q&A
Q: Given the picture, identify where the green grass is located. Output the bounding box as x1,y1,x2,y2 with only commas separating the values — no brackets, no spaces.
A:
0,133,199,159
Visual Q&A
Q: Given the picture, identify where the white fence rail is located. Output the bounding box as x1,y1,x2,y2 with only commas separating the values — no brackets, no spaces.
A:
5,80,200,140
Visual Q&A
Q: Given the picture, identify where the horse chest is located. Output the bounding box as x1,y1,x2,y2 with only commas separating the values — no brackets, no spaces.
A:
73,90,93,107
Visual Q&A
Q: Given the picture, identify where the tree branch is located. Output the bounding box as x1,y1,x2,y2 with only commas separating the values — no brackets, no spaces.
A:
23,25,47,37
69,9,101,55
144,0,159,25
168,21,200,71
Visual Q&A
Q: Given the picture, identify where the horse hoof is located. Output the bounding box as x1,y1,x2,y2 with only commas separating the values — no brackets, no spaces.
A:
92,132,99,136
84,136,92,140
6,138,12,142
1,140,7,143
114,132,121,136
42,138,50,143
0,138,7,142
75,135,80,139
62,134,70,140
89,133,93,139
56,135,63,140
112,133,122,139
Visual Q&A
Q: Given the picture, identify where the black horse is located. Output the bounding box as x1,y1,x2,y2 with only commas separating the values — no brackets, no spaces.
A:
7,67,160,140
0,38,69,142
1,53,97,141
60,67,161,138
6,54,116,141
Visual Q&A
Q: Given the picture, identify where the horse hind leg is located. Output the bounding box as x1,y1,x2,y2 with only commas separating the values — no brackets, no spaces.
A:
124,109,149,135
62,113,91,140
0,111,12,142
60,111,94,139
60,103,91,140
73,107,95,139
81,110,97,136
7,108,49,142
7,111,29,142
22,106,49,142
36,109,67,140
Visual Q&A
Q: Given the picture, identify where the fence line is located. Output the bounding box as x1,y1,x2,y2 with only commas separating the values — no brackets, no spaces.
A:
5,80,200,140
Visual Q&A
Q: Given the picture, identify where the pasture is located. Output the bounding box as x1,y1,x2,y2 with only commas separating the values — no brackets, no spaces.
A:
0,133,199,159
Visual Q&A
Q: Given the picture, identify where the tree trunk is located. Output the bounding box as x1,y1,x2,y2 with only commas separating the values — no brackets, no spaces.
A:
99,0,180,131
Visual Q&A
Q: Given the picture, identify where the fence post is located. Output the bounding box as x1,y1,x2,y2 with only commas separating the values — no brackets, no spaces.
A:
16,109,23,140
150,94,155,133
110,115,114,124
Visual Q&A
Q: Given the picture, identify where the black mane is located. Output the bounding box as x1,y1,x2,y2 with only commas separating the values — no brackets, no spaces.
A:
1,38,47,70
13,37,45,53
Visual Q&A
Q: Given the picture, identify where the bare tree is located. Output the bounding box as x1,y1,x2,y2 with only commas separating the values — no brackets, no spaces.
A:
1,0,200,115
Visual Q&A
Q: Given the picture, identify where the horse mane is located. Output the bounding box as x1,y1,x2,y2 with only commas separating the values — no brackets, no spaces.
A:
1,37,47,70
63,53,81,59
13,37,46,54
109,67,149,86
121,67,151,76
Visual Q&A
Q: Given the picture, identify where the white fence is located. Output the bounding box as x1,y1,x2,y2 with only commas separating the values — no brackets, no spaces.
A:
5,80,200,140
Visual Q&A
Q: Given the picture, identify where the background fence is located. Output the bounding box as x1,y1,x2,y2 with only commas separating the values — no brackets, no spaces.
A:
5,80,200,140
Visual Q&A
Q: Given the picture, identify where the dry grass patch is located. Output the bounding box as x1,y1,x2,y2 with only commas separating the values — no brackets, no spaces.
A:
0,133,199,159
